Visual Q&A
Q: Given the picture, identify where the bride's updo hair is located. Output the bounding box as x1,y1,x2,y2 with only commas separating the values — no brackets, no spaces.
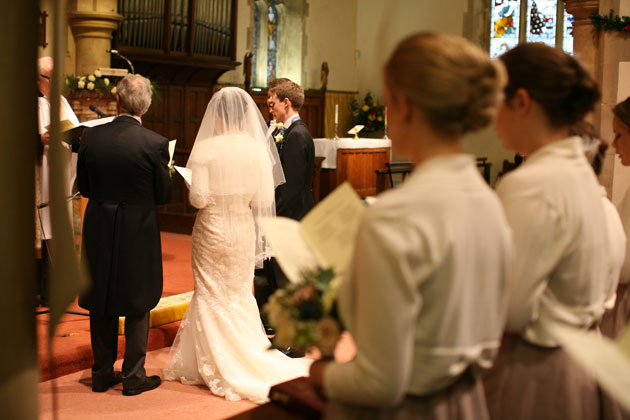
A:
384,32,506,139
500,42,600,128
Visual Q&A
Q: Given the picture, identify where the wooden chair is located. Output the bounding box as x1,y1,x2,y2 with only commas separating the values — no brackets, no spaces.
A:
375,161,414,193
476,157,491,183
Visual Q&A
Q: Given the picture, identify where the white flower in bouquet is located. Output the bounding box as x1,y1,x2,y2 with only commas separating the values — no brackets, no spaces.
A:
79,76,86,82
94,69,102,78
77,80,85,89
275,122,284,130
87,82,95,91
104,78,110,86
88,74,96,82
275,133,284,144
111,86,117,94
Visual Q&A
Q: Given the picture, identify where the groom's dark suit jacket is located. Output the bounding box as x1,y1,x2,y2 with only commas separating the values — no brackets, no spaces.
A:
275,119,315,220
77,116,172,316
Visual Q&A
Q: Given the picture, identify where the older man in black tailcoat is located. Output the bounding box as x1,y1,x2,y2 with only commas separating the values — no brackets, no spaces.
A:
77,74,172,396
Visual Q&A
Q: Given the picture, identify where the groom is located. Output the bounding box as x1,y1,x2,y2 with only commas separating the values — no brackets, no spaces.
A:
255,79,315,352
268,78,315,221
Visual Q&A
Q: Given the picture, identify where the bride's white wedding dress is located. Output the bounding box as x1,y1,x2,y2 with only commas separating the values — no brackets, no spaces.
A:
163,132,311,403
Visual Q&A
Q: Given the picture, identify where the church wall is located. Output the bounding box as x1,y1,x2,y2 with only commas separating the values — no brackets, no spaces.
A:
38,0,76,76
302,0,358,91
218,0,253,86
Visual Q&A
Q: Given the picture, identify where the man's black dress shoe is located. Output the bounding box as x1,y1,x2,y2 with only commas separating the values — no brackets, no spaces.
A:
92,372,122,392
264,325,275,336
122,375,162,396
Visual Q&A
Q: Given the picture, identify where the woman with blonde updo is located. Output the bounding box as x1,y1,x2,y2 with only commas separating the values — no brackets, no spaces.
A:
603,97,630,338
482,43,615,419
309,32,513,419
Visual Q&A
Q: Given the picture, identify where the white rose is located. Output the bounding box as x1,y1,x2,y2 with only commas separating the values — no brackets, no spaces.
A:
276,122,284,130
77,80,85,89
110,86,117,94
275,134,284,143
87,82,95,90
79,76,86,82
94,69,102,77
88,74,96,82
104,78,110,86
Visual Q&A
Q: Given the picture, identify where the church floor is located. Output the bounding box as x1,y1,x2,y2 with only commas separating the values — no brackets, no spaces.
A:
37,232,194,381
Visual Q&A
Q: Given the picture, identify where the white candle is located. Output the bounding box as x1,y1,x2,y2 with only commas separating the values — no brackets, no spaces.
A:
384,106,387,132
334,104,339,124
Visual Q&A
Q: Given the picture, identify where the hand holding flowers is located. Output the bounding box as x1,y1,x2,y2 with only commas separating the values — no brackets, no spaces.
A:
264,267,342,359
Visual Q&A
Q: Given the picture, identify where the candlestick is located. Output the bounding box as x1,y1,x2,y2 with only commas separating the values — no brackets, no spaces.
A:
384,106,388,139
334,104,339,124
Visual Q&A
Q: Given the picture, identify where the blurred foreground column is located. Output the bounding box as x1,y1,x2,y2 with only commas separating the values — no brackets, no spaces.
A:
0,2,40,420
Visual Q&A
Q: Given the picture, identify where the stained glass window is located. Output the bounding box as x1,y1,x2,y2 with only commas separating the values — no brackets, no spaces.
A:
489,0,574,58
253,3,260,86
267,0,278,83
490,0,521,58
563,10,574,55
526,0,556,46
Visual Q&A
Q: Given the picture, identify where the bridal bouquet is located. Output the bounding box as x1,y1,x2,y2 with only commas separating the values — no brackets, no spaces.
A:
264,267,341,358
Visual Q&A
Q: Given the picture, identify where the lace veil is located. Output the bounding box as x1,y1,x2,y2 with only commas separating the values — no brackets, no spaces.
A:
186,87,285,267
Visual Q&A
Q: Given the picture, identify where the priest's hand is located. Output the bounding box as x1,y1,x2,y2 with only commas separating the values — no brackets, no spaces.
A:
41,131,50,146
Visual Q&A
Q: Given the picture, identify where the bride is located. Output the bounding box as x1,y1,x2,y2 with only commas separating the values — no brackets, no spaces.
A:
163,87,311,402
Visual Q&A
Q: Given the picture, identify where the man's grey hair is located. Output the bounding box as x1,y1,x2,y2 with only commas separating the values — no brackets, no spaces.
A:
116,74,152,116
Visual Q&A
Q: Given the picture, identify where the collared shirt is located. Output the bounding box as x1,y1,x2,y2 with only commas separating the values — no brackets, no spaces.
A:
324,154,512,406
496,137,610,346
281,113,301,133
118,113,142,124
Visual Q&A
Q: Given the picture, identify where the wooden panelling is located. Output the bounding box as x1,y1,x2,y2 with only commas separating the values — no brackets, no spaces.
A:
324,91,356,139
320,148,391,199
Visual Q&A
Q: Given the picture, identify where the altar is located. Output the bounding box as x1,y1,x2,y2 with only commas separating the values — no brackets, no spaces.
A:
314,138,392,199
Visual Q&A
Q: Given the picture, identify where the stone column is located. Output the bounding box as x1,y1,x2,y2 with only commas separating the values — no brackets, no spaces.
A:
68,0,122,75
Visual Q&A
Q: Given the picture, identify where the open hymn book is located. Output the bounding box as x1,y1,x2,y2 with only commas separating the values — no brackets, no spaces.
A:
258,182,365,284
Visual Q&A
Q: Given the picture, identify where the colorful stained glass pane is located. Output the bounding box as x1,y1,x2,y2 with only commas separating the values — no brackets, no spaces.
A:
253,3,260,86
563,10,574,55
526,0,557,47
489,0,521,58
267,1,278,83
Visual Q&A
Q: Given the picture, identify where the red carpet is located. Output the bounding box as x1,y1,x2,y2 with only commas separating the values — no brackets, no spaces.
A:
37,232,194,381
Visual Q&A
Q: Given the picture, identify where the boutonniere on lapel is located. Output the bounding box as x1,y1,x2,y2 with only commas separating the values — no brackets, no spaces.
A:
274,122,285,148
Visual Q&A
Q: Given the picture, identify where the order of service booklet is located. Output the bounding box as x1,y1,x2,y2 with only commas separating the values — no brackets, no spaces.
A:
546,322,630,412
258,182,365,284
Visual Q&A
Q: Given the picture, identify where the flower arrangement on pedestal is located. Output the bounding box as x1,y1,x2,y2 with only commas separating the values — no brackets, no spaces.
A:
64,70,159,99
350,92,385,134
264,267,341,358
64,69,117,96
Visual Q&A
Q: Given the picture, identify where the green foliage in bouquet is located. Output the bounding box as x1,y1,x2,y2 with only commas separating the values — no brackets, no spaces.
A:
264,267,341,358
350,92,385,133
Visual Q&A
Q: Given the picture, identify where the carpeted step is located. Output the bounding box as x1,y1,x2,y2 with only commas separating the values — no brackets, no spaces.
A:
118,291,193,335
